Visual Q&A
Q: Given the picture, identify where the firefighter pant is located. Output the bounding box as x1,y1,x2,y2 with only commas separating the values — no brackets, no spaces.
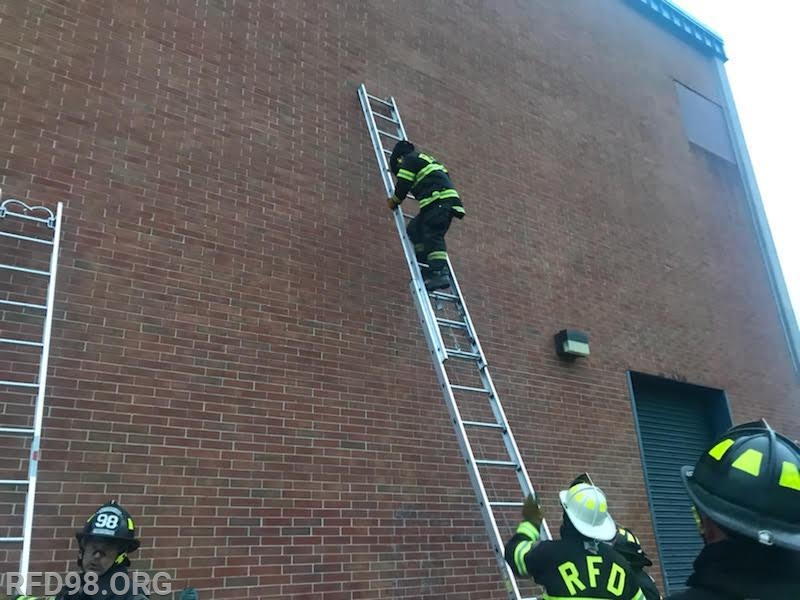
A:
407,203,454,274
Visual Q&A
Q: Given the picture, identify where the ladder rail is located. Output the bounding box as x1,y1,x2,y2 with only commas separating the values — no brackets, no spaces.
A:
0,194,62,592
434,358,528,600
19,201,62,587
452,284,552,538
358,85,549,600
475,350,553,539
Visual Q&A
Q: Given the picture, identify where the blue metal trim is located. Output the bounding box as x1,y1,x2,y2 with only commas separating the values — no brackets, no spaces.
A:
625,0,727,61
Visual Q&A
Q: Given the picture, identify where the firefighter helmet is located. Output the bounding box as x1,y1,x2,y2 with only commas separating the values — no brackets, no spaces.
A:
681,420,800,550
389,140,415,175
76,500,140,553
612,526,653,568
559,483,617,541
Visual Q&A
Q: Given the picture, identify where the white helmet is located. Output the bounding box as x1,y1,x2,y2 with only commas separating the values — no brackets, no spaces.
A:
559,483,617,541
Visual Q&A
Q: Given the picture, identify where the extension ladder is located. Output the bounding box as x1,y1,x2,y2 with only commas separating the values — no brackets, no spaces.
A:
0,193,63,588
357,84,550,600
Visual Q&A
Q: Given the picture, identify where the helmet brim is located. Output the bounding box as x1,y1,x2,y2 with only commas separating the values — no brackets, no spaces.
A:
76,532,141,553
681,466,800,551
559,489,617,541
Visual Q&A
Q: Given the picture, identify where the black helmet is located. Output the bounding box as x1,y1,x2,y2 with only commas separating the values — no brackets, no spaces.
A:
612,526,652,568
681,420,800,550
76,500,140,553
389,140,414,175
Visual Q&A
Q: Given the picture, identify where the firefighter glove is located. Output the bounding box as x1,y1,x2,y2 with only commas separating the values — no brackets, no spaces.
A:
387,196,400,210
522,494,544,526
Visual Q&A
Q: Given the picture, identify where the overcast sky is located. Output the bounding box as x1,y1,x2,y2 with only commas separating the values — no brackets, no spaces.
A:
669,0,799,329
672,0,800,328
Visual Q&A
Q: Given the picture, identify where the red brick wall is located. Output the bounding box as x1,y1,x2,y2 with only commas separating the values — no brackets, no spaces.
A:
1,0,797,598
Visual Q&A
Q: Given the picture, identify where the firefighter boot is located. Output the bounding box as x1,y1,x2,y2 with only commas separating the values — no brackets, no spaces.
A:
424,268,450,292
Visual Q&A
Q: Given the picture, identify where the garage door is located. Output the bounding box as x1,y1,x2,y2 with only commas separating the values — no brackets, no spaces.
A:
629,372,731,594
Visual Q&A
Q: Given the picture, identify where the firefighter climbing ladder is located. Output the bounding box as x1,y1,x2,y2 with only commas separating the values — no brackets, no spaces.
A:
0,193,63,586
358,85,550,600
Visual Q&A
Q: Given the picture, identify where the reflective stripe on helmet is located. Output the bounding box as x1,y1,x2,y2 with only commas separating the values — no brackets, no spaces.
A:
779,461,800,491
708,438,734,460
731,448,763,476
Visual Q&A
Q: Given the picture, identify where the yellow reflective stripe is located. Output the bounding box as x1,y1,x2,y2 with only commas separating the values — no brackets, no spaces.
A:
708,438,734,460
417,189,460,209
779,461,800,491
427,251,448,261
513,539,533,576
417,152,437,163
544,594,645,600
397,168,415,181
516,520,540,541
731,448,763,476
452,205,465,213
128,517,135,530
415,162,446,182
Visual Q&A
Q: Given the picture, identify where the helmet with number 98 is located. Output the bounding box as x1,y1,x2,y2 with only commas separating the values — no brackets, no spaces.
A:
76,500,141,559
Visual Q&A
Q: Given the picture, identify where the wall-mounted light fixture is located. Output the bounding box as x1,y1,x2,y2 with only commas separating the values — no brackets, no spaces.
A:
554,329,590,360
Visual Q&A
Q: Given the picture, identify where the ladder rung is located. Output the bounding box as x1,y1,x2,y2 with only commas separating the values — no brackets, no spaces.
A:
0,480,29,486
0,263,50,276
474,459,518,468
0,537,24,542
429,290,460,302
451,384,491,394
489,501,525,508
376,128,401,141
0,298,47,310
0,337,43,347
0,427,34,435
447,348,481,360
0,230,54,245
373,112,399,124
366,93,392,107
436,317,468,329
462,420,503,430
0,380,39,388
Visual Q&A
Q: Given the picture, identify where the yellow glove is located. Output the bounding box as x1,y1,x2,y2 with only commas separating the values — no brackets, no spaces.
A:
522,494,544,527
387,196,400,210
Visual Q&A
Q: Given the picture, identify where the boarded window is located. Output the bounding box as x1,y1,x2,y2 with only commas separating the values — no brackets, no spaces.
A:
674,82,735,162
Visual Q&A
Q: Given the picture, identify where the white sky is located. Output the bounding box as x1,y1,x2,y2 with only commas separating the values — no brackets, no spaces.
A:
671,0,800,329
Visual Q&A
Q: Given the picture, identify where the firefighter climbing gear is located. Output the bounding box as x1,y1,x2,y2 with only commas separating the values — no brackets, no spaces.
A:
406,203,455,282
389,143,465,216
681,419,800,551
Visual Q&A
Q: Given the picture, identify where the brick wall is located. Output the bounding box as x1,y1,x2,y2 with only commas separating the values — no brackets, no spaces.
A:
1,0,797,598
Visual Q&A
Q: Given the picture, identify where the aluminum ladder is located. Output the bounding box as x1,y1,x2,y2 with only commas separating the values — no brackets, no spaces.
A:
0,193,63,588
357,84,550,600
